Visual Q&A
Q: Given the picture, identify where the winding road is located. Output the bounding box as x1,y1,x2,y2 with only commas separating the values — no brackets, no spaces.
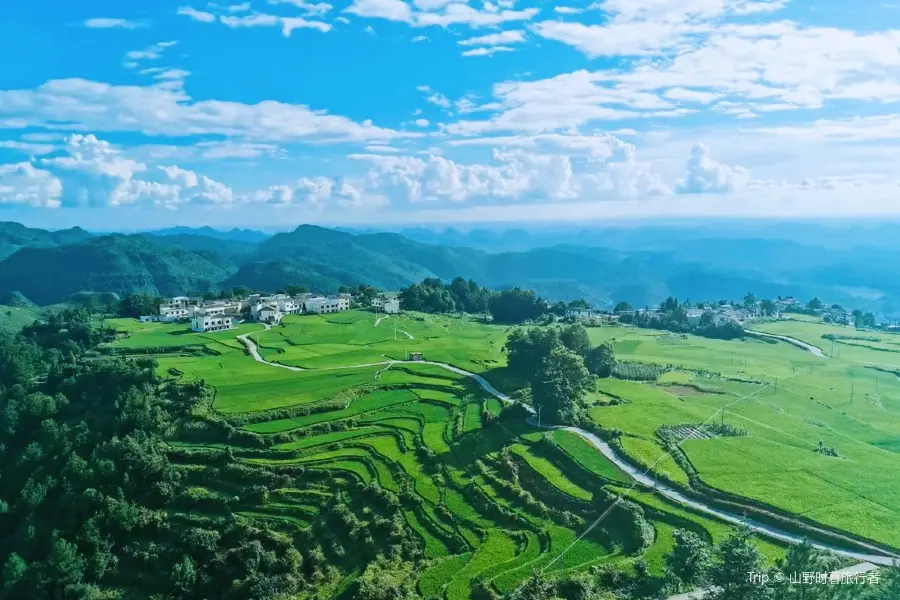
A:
235,326,898,567
746,329,826,357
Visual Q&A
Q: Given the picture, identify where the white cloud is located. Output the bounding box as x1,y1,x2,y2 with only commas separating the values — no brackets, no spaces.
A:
177,7,218,22
663,87,719,104
553,6,586,14
675,143,750,193
160,165,234,204
412,35,429,42
462,46,516,57
417,85,452,108
0,162,62,208
268,0,334,15
458,30,526,46
83,18,144,29
344,0,538,28
0,79,405,144
0,140,57,157
414,118,430,127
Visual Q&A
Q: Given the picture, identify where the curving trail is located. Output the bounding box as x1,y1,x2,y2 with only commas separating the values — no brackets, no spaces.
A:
373,313,415,339
235,323,899,567
746,329,826,357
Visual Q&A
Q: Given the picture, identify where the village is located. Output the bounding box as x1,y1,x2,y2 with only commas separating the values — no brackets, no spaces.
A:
140,292,400,333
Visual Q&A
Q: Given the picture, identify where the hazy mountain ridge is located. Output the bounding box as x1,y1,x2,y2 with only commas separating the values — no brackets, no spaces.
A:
2,222,900,314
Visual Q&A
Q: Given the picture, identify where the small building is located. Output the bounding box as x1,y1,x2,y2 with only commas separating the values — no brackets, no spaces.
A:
409,352,424,361
158,304,190,322
383,299,401,314
191,310,233,333
305,295,350,314
256,303,283,325
277,298,301,314
685,308,705,326
567,309,596,321
139,315,158,323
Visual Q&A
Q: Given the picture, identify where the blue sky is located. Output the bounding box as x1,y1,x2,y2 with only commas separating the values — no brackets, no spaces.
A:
3,0,900,229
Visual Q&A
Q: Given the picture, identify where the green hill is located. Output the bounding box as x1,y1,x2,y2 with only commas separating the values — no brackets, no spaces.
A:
0,235,235,304
0,221,93,260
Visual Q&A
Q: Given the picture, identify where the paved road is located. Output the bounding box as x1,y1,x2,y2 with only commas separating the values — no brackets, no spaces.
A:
234,325,899,567
746,329,826,357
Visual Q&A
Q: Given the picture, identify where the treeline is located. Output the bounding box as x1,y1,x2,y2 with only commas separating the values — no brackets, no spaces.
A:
399,278,548,324
503,324,615,425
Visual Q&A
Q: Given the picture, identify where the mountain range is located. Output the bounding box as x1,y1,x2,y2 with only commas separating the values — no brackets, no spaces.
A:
2,221,900,316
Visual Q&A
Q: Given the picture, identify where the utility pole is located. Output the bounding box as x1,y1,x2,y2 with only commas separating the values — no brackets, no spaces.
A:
851,381,854,404
536,404,543,428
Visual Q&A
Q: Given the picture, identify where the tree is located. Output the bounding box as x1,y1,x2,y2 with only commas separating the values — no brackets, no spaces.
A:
710,526,773,600
660,297,679,312
2,553,26,594
665,530,712,591
807,297,823,311
560,324,591,356
531,346,595,425
743,293,757,309
504,327,562,378
773,540,840,600
170,555,197,596
508,574,564,600
356,555,418,600
119,294,160,318
864,566,900,600
488,288,546,324
759,299,777,317
280,285,308,296
585,343,616,378
47,535,86,589
613,301,633,313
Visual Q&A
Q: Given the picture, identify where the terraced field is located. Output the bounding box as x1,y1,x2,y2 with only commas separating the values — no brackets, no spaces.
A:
102,310,801,598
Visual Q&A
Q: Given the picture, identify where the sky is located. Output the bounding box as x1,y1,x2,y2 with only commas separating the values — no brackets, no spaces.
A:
3,0,900,230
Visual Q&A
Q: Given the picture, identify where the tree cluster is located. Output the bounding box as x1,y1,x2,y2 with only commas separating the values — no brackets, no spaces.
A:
398,277,491,315
504,324,615,425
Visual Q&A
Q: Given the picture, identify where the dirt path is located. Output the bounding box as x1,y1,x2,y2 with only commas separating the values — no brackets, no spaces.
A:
373,313,415,339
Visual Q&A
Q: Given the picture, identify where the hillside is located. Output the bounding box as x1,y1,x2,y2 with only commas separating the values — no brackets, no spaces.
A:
0,235,236,304
0,221,93,260
148,225,269,244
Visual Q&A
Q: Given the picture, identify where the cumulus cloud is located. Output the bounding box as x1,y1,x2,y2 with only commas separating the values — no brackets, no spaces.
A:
23,134,237,208
0,162,62,208
675,143,750,194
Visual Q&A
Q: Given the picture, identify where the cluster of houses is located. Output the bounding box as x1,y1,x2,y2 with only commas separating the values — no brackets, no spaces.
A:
568,303,769,326
140,292,400,333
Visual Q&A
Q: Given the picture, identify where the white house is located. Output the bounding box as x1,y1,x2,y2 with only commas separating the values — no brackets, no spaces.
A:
257,304,283,324
305,295,350,314
383,299,400,314
567,309,596,320
191,310,233,332
685,308,706,326
158,304,190,322
277,298,301,314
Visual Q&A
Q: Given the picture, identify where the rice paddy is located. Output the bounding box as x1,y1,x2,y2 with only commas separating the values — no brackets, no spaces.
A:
105,309,900,598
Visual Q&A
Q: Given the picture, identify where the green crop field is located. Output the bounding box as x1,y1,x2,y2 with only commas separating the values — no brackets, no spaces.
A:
105,310,900,598
589,321,900,550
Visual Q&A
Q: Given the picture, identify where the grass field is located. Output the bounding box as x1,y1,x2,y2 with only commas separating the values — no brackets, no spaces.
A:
588,321,900,549
107,310,887,599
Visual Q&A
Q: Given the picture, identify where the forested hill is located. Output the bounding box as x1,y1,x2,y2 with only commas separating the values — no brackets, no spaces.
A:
3,221,900,313
0,235,235,305
0,221,93,260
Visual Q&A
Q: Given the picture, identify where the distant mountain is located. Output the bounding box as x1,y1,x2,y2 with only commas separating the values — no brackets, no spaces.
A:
0,222,93,260
148,226,269,244
228,226,443,291
5,220,900,316
0,235,235,304
143,233,258,262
